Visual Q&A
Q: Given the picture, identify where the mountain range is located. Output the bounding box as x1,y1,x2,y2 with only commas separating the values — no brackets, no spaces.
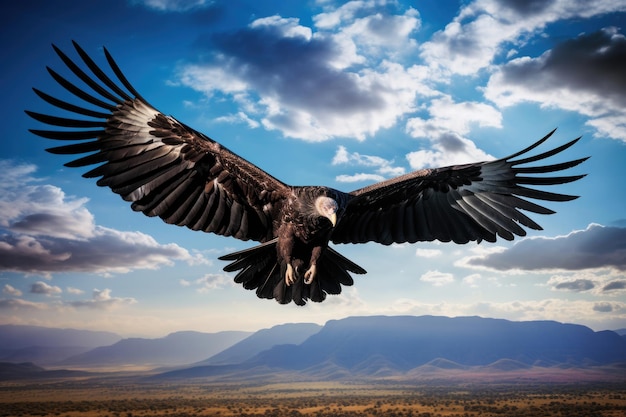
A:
156,315,626,381
2,315,625,382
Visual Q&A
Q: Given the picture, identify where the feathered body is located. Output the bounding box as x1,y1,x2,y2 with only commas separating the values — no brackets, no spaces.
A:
27,42,588,305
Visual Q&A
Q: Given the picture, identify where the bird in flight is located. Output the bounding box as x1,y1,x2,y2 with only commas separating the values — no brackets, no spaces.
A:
27,42,587,305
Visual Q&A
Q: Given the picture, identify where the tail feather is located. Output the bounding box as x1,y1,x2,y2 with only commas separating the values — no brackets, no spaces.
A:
218,240,366,305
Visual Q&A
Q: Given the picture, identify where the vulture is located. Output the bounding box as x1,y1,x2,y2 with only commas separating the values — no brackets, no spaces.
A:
27,42,587,305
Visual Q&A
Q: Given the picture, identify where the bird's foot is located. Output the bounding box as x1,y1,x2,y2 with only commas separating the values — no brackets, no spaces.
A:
304,264,316,285
285,263,295,286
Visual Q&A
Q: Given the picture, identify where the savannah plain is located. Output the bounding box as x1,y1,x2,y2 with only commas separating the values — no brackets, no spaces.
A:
1,377,625,417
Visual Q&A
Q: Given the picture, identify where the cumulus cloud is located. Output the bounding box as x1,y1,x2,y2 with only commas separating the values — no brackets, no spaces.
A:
415,248,442,258
134,0,212,12
68,288,137,310
593,301,621,313
178,3,432,141
603,280,626,292
335,173,384,184
465,224,626,272
30,281,62,296
419,0,626,76
0,298,47,311
0,162,94,241
485,27,626,141
552,278,595,292
66,287,84,295
420,270,454,286
0,226,200,276
403,95,499,168
193,273,232,292
2,284,22,297
405,132,494,169
407,96,502,139
0,160,207,276
214,111,261,129
332,145,405,183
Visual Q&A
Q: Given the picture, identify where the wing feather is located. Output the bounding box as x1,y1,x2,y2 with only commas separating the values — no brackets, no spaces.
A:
332,130,587,244
28,42,288,242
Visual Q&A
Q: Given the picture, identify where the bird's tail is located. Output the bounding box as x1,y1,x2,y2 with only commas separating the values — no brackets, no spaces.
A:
219,239,366,305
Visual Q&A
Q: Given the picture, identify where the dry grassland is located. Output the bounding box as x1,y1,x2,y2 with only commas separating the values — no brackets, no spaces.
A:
1,378,625,417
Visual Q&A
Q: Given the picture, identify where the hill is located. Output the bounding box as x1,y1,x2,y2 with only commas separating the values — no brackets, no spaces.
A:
0,325,121,349
0,325,122,365
58,330,252,368
0,362,93,380
196,322,321,365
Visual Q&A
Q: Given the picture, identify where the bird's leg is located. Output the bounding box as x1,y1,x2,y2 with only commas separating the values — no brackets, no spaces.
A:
304,245,324,285
276,225,298,286
285,263,296,286
304,264,317,284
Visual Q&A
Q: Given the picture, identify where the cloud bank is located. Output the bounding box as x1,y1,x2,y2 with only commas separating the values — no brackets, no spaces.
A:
0,161,205,276
466,224,626,272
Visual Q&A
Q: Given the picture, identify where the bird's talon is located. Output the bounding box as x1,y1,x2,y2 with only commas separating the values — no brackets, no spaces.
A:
304,264,316,285
285,264,295,286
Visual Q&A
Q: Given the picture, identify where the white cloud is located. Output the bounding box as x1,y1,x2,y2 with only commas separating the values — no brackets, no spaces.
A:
415,248,442,258
407,96,502,139
0,298,47,311
328,7,420,62
332,145,399,170
214,112,261,129
0,162,94,241
135,0,212,12
69,288,137,310
406,132,493,169
2,284,22,297
464,224,626,272
335,173,385,183
419,0,626,75
0,160,208,276
484,27,626,142
251,16,313,40
462,273,482,288
332,145,405,183
178,6,432,141
0,226,201,276
66,287,84,295
403,96,497,168
194,273,232,292
420,270,454,286
30,281,62,296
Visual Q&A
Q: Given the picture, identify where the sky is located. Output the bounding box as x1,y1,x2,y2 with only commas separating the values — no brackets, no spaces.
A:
1,0,625,337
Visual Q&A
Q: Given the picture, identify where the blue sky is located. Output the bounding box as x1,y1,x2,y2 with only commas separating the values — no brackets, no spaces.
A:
1,0,625,337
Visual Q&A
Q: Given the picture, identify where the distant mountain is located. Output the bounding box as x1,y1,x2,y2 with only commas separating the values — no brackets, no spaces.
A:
58,330,252,368
157,315,626,380
249,315,626,371
0,325,121,349
0,346,94,366
196,323,321,365
0,362,93,380
0,325,122,365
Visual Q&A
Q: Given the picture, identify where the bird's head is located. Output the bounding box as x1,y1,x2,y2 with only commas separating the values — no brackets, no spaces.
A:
314,196,339,227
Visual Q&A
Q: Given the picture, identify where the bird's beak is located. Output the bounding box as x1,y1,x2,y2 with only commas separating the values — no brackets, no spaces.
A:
329,213,337,227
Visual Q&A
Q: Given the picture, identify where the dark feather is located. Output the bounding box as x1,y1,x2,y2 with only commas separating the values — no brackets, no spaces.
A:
332,129,587,245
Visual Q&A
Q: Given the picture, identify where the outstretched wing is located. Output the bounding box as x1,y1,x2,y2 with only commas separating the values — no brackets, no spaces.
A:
27,42,289,243
332,130,588,245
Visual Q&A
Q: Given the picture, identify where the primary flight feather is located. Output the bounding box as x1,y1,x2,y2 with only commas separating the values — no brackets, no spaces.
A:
27,42,588,305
